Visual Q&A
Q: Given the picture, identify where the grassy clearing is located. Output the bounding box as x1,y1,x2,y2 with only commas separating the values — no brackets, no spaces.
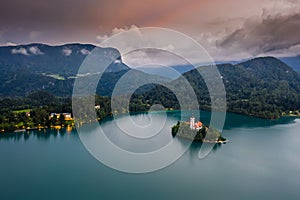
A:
13,109,31,114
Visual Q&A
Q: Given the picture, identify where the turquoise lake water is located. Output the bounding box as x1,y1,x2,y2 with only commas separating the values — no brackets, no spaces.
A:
0,111,299,200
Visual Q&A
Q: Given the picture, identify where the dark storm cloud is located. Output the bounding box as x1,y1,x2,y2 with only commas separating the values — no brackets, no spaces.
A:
0,0,113,44
0,0,299,60
0,0,192,44
0,0,101,28
0,0,200,31
217,13,300,56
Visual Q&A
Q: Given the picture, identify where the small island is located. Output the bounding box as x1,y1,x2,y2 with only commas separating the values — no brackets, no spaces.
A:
171,116,227,143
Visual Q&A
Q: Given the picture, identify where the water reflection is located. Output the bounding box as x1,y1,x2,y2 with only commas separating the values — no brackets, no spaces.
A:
196,110,297,129
222,113,297,130
0,127,76,141
0,111,298,143
175,138,222,160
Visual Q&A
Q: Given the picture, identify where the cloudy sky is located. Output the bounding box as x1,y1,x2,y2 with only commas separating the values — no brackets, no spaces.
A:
0,0,299,63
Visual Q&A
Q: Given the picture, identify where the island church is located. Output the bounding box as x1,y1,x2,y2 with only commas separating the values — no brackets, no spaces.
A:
186,116,203,130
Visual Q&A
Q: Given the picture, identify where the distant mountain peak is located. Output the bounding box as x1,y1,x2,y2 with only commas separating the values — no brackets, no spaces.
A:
0,43,129,72
236,56,293,72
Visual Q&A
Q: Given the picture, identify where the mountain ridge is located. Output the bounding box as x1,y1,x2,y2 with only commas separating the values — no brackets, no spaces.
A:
1,43,300,120
141,56,300,119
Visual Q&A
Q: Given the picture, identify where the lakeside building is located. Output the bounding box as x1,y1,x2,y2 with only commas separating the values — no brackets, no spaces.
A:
49,113,73,120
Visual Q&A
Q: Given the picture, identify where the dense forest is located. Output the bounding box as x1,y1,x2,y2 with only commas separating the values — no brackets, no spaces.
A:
140,57,300,119
1,55,300,132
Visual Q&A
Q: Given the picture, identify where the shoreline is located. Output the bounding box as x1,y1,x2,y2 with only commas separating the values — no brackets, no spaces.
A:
173,133,229,144
2,109,299,134
1,125,75,134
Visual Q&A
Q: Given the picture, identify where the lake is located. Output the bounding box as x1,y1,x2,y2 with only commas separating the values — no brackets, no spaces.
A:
0,111,300,200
